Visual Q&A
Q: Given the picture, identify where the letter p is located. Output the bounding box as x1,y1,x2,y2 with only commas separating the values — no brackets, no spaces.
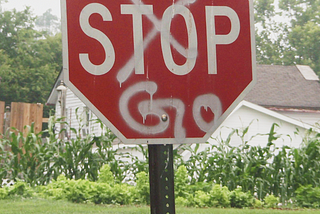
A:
206,6,240,74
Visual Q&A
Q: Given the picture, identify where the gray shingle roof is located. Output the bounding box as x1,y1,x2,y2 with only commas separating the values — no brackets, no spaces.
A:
244,65,320,110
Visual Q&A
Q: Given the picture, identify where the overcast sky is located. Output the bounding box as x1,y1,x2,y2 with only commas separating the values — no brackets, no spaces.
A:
2,0,61,18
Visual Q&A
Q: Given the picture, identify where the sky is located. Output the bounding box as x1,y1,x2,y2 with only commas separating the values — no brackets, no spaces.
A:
1,0,284,23
2,0,61,18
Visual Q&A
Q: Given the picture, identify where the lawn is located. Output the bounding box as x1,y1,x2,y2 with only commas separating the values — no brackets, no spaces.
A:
1,199,320,214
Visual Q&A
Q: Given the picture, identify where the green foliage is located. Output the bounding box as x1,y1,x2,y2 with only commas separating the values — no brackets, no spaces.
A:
0,123,61,186
180,143,212,184
295,185,320,208
175,165,189,198
0,187,8,199
40,176,134,205
209,185,230,208
98,164,114,185
175,196,189,207
7,181,34,198
229,188,254,208
0,181,35,199
255,0,320,75
0,7,61,114
253,198,264,208
254,0,275,24
0,117,123,186
264,195,279,208
175,122,320,205
2,119,320,208
129,145,149,178
193,190,210,208
292,131,320,190
135,171,150,205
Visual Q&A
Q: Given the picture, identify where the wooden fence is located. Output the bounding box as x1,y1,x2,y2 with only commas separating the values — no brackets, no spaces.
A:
0,101,46,136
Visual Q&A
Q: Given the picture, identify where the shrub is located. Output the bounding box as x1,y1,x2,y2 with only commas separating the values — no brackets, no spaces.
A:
89,182,113,204
110,184,133,205
295,185,320,208
264,195,279,208
7,181,34,198
187,182,212,196
175,196,189,207
175,165,189,198
64,179,92,203
229,187,254,208
0,188,8,199
253,198,264,208
98,164,114,185
194,190,210,208
41,175,121,204
135,171,149,204
209,185,230,208
40,175,68,200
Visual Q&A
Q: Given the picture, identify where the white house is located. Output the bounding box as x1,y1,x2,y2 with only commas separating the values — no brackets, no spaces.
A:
46,65,320,150
207,64,320,148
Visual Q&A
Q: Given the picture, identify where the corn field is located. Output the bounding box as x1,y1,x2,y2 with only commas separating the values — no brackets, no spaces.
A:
1,116,320,205
178,123,320,204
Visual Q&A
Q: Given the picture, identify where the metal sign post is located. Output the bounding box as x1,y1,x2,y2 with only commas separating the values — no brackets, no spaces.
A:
148,144,175,214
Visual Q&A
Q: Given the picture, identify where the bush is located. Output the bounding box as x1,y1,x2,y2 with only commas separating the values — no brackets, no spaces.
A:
295,185,320,208
253,198,264,208
98,164,114,185
264,195,279,208
194,190,210,208
209,185,230,208
187,182,212,196
89,182,113,204
229,187,254,208
135,171,149,204
7,181,34,198
175,196,189,207
67,179,96,203
110,184,133,205
0,188,8,199
40,174,135,205
175,165,189,198
39,175,68,200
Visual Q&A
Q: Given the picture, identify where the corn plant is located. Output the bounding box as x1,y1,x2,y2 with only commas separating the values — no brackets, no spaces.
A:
0,134,10,186
292,130,320,190
0,123,57,186
179,143,212,184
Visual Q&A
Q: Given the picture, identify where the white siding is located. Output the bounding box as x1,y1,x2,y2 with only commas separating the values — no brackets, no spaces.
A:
209,105,307,148
55,88,104,139
182,102,312,160
275,110,320,126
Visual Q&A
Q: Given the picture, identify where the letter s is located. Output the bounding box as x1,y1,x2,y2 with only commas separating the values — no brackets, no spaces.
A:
79,3,115,75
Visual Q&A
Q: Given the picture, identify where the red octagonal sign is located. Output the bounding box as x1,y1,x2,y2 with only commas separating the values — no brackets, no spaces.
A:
61,0,256,144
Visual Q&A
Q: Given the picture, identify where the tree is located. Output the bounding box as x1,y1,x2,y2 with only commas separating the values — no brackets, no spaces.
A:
0,7,62,108
36,9,60,35
255,0,320,75
279,0,320,73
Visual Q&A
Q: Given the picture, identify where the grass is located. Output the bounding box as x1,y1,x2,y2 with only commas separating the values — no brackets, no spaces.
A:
1,199,320,214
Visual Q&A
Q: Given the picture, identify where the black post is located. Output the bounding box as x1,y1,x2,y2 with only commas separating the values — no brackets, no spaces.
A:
148,144,175,214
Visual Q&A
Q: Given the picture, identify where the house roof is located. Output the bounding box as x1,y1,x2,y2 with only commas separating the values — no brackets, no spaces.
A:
46,70,63,106
229,100,314,131
244,65,320,110
47,65,320,110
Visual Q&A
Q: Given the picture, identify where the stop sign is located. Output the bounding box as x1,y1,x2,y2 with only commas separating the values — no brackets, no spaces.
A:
61,0,256,144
